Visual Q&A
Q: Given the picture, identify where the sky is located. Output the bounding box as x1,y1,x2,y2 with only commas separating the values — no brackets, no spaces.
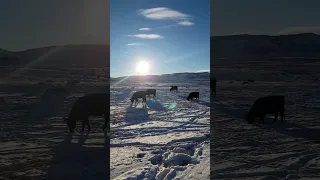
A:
0,0,110,51
211,0,320,36
110,0,210,78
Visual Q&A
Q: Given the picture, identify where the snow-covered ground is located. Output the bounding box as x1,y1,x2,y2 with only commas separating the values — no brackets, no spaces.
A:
0,81,109,180
110,82,210,179
211,63,320,179
0,74,210,180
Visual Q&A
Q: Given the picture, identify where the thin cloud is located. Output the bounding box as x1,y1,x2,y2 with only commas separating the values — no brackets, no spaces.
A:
139,28,152,31
277,26,320,35
127,43,144,46
138,7,191,20
127,34,164,39
158,24,178,29
177,21,194,26
158,21,194,29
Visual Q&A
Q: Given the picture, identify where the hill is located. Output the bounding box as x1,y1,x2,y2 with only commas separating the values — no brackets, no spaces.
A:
0,44,110,68
211,33,320,64
110,72,210,83
0,45,110,81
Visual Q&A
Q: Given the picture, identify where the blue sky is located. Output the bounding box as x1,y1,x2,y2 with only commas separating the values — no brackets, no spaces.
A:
110,0,210,78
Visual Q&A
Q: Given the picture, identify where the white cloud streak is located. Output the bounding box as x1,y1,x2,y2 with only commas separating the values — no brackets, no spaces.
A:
139,28,152,31
127,34,164,39
177,20,194,26
138,7,195,29
138,7,191,20
127,43,144,46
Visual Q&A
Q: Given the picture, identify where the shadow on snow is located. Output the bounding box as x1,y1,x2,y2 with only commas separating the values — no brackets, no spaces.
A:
46,132,109,180
146,98,166,111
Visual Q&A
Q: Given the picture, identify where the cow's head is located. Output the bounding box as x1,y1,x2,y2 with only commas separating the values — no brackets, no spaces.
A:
63,117,75,133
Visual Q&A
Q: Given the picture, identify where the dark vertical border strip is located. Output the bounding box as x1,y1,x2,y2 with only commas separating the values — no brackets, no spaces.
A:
106,0,111,179
209,0,213,179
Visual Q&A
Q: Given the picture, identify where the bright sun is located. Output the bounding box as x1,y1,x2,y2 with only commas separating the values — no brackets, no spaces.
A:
136,60,150,75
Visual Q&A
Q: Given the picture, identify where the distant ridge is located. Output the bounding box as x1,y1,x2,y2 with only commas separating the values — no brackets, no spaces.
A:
211,33,319,38
110,72,210,83
0,44,110,68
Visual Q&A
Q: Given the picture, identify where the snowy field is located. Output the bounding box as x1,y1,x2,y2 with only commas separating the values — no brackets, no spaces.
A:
211,60,320,179
110,81,210,179
0,80,109,180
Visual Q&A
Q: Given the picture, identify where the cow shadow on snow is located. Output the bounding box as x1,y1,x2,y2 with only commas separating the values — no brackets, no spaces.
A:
212,101,320,143
146,98,166,111
46,132,109,180
124,106,150,125
262,121,320,143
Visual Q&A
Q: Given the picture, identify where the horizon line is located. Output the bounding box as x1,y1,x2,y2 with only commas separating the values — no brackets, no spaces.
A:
3,32,319,52
110,71,210,79
1,43,110,52
211,32,319,37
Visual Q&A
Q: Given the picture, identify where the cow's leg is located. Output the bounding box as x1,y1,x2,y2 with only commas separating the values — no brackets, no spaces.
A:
273,112,278,123
280,111,284,122
81,119,86,132
86,117,91,132
103,113,108,130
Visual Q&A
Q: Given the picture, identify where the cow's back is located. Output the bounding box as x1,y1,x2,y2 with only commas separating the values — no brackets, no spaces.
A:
146,89,155,94
192,92,199,96
252,96,284,114
133,91,146,98
70,93,109,117
189,92,199,97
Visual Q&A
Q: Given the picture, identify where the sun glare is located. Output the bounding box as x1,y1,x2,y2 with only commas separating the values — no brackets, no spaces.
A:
136,60,150,75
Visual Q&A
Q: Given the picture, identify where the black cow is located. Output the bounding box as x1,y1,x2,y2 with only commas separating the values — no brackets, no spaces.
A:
63,93,109,133
187,92,199,101
170,86,178,92
211,77,217,96
130,91,147,105
246,95,285,124
146,89,156,97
